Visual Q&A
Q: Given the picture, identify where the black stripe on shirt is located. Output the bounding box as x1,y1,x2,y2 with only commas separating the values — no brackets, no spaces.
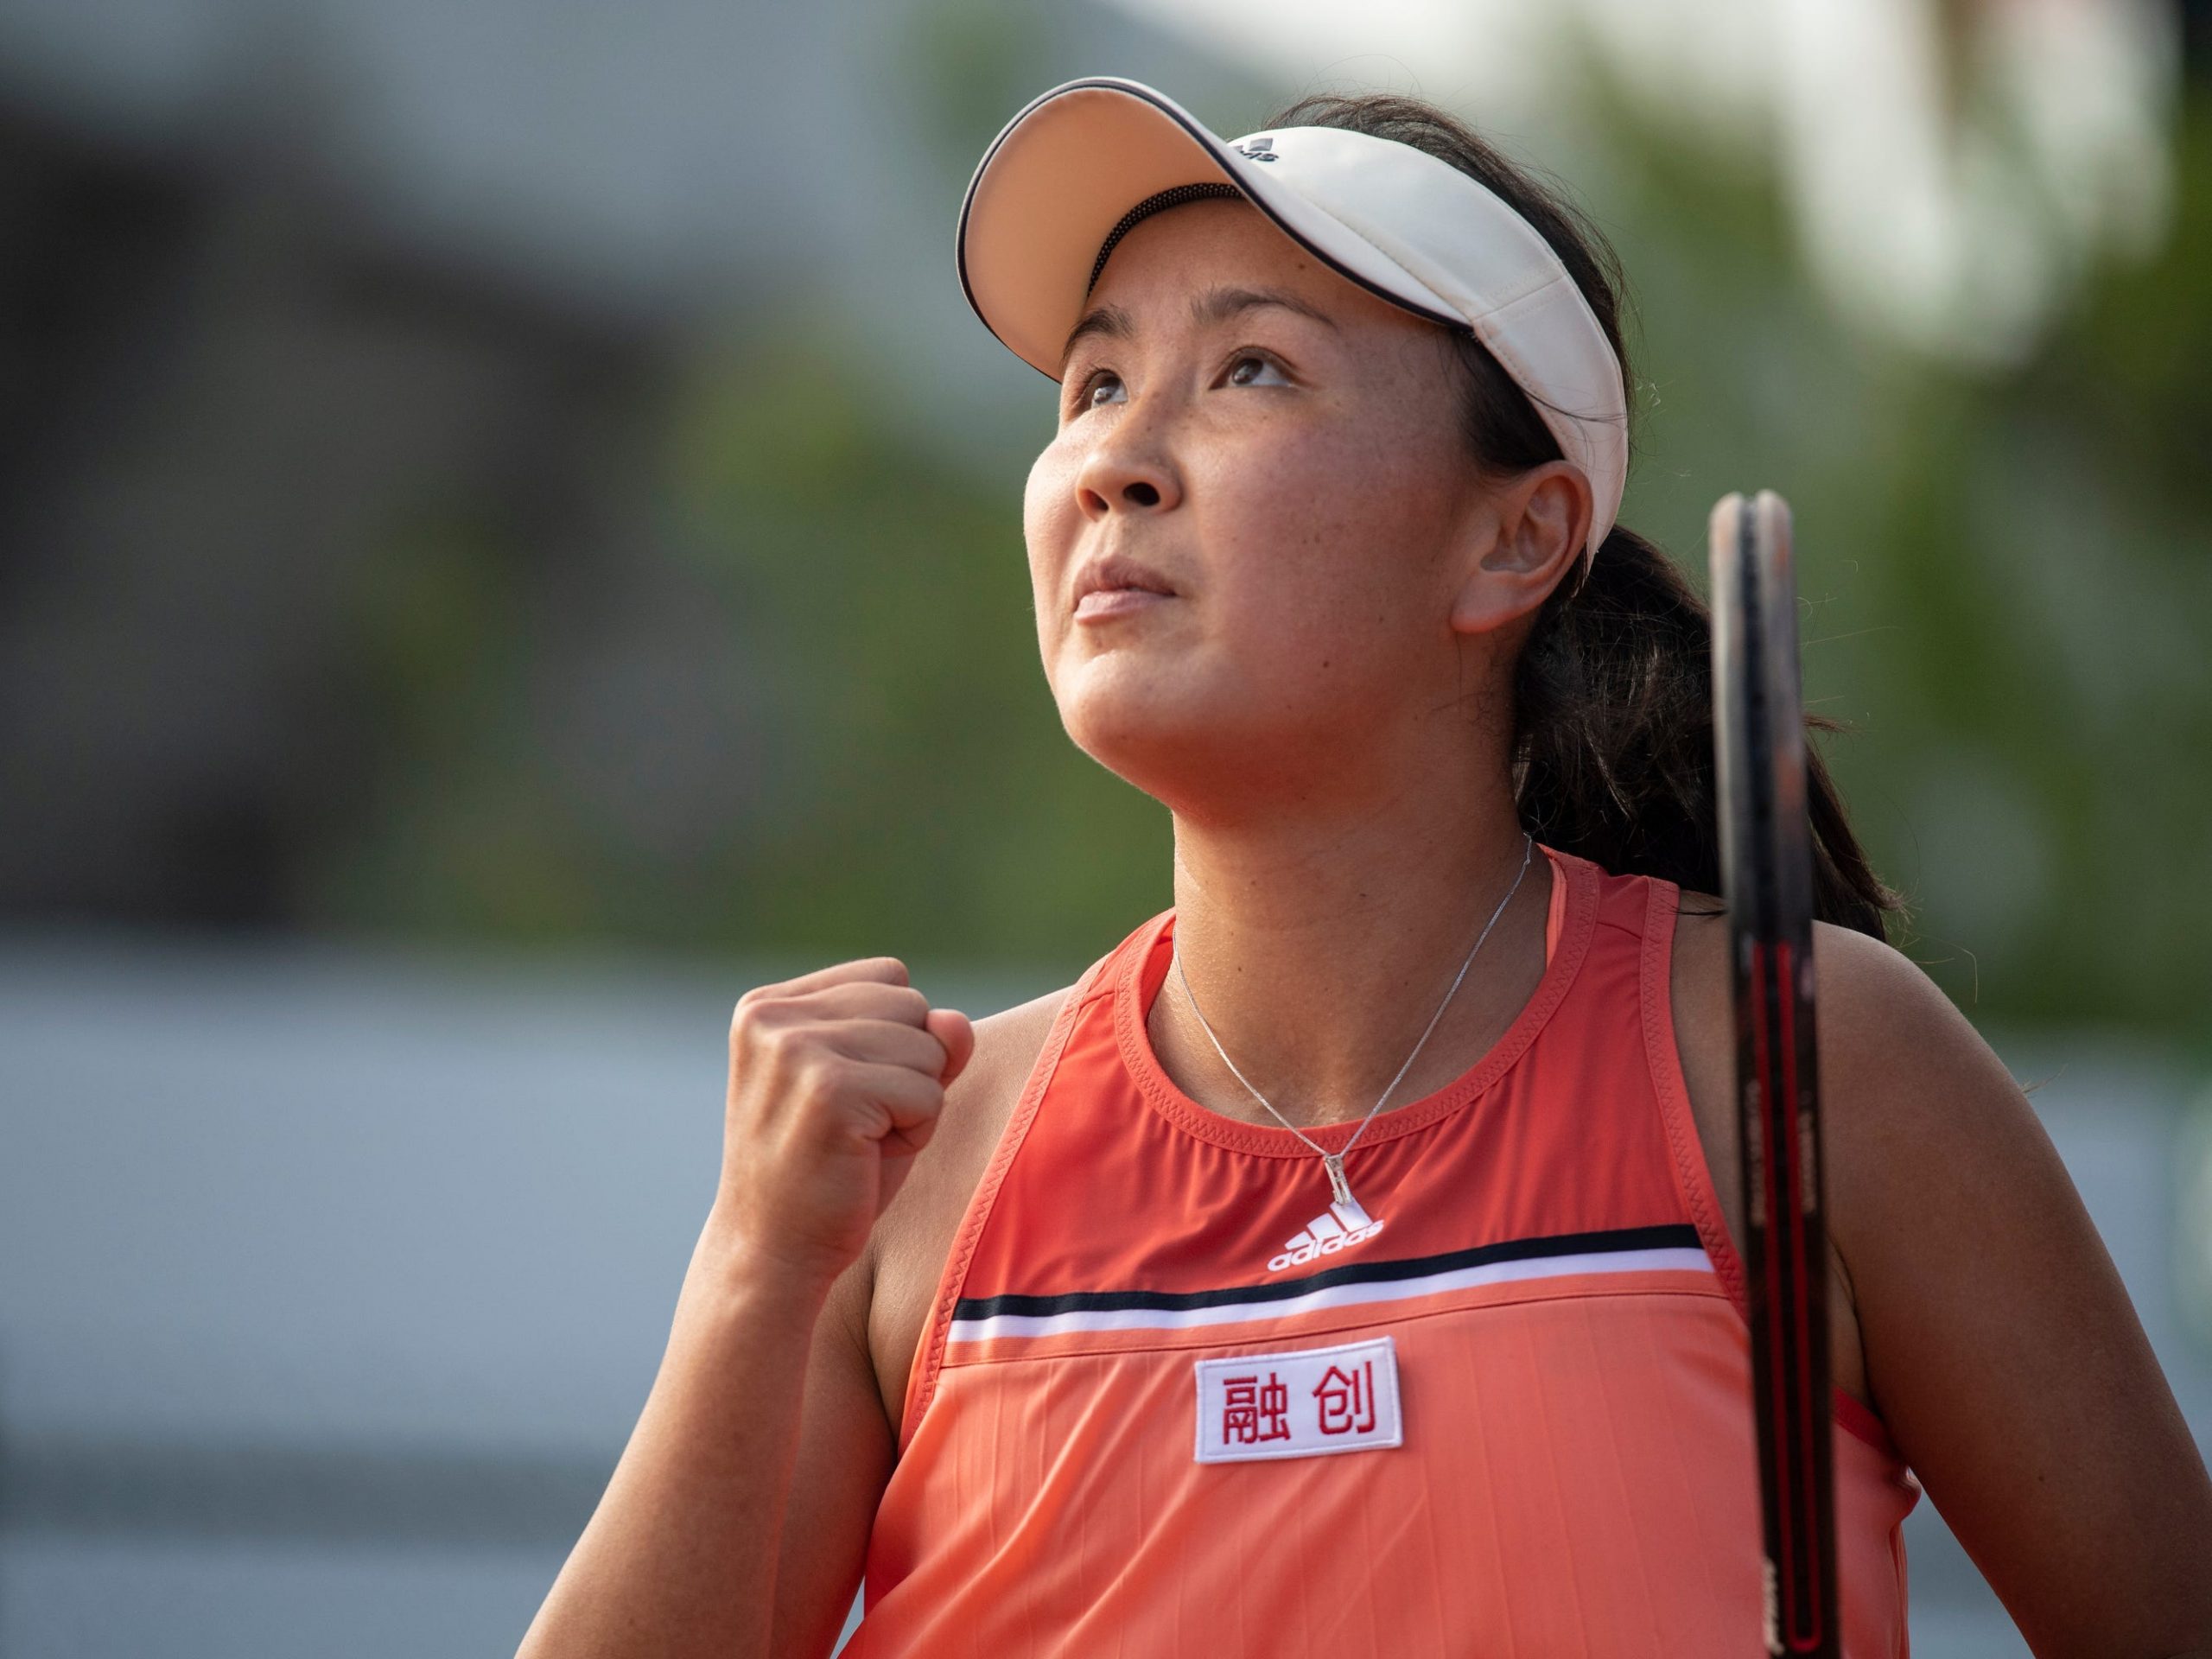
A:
950,1221,1703,1323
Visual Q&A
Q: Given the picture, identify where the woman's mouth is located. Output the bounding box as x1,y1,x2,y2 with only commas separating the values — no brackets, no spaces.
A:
1074,588,1173,623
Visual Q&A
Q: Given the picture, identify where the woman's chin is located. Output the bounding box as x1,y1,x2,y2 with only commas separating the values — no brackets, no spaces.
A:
1060,683,1204,762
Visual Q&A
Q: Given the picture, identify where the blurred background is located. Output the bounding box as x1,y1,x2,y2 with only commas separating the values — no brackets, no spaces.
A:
2,0,2209,1652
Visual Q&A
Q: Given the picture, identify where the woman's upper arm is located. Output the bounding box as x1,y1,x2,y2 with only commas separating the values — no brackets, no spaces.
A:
1817,923,2212,1656
766,1255,896,1659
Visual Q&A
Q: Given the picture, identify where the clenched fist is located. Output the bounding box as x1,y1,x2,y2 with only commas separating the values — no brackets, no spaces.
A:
718,957,976,1292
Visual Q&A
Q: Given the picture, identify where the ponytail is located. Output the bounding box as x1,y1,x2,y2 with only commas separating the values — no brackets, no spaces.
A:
1264,90,1906,940
1511,524,1904,940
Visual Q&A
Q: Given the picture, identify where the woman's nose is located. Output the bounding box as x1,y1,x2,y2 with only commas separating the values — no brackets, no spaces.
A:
1073,425,1181,519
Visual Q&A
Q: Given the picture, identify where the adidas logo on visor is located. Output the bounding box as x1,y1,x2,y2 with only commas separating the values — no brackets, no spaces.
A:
1268,1197,1386,1274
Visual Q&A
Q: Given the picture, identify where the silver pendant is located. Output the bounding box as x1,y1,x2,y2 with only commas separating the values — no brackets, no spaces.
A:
1321,1153,1378,1230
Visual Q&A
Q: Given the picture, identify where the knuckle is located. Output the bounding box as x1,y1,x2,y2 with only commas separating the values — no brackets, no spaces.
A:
730,987,783,1035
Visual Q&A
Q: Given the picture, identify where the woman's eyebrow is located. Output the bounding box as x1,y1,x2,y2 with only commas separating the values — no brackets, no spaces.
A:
1058,286,1339,374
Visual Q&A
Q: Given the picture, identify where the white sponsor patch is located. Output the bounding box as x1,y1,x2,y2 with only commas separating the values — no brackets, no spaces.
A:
1193,1334,1402,1463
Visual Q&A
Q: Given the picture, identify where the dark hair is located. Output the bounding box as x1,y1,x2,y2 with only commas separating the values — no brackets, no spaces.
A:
1261,92,1905,940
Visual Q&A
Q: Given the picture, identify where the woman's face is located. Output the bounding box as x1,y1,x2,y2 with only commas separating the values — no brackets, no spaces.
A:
1024,195,1548,817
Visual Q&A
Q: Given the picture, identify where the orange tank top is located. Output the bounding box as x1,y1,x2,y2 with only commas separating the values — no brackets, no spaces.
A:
846,845,1921,1656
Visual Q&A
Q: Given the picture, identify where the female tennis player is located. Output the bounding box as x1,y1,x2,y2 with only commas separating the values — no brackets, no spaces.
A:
518,79,2212,1658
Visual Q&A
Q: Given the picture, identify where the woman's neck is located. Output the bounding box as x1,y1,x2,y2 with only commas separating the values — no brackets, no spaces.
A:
1150,795,1551,1135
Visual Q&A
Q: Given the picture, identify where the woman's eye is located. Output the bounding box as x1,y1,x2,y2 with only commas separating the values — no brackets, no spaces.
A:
1077,371,1123,412
1225,352,1289,387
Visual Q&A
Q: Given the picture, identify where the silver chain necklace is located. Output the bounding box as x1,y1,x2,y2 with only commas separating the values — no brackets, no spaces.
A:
1168,834,1534,1221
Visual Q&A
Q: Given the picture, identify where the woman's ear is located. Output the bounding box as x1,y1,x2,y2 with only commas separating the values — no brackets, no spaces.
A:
1448,461,1592,636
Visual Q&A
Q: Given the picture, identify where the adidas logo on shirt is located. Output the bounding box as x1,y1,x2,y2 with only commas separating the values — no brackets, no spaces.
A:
1268,1198,1386,1273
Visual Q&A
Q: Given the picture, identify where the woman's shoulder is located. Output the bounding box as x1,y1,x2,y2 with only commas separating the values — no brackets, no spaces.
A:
1667,884,1986,1173
946,984,1073,1137
1668,884,1973,1095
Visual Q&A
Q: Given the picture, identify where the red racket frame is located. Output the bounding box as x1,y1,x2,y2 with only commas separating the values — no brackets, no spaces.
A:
1709,490,1839,1656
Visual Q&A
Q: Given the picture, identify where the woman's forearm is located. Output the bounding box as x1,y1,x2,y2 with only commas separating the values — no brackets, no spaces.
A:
515,1215,830,1659
517,958,971,1658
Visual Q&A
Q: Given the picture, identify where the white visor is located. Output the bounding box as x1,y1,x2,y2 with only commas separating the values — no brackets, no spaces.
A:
956,76,1630,569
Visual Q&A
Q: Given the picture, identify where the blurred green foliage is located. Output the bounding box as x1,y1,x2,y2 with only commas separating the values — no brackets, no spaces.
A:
663,321,1173,969
1581,62,2212,1042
